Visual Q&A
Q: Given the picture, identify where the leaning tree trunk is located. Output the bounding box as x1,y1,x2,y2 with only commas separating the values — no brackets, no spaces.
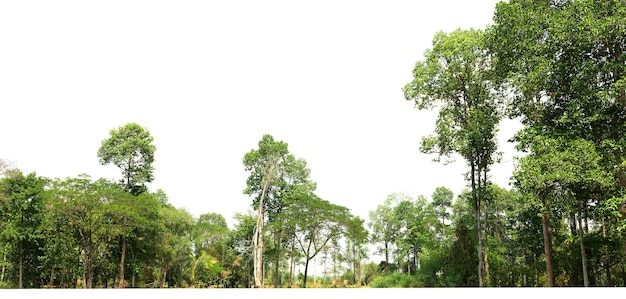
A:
540,193,555,287
303,258,311,288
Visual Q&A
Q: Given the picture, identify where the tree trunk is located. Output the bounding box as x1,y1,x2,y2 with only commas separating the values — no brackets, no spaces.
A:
483,198,489,286
49,265,55,288
578,201,589,287
19,239,23,289
384,241,389,271
540,193,555,287
118,235,126,288
602,215,612,285
471,162,484,287
159,258,168,288
303,258,310,288
522,248,527,286
1,250,6,282
288,239,294,287
253,180,270,288
274,232,280,288
406,249,411,275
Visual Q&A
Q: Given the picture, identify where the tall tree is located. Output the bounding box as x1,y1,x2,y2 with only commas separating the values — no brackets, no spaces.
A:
97,122,156,288
243,134,290,288
403,28,503,286
368,193,402,270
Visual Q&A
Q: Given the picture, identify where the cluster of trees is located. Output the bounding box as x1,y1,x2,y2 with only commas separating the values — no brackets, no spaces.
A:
396,0,626,287
0,127,367,289
2,0,626,288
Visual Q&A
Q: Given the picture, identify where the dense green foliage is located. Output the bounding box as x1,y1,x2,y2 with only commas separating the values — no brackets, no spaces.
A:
2,0,626,288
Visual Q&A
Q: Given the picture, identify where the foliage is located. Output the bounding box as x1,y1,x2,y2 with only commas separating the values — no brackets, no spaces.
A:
97,123,156,195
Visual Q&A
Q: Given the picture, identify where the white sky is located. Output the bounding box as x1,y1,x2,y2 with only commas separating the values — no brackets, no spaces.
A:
1,0,521,231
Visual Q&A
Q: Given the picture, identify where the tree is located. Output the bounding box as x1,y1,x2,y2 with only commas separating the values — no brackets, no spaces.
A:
489,0,626,285
432,187,454,238
280,194,352,288
0,171,47,288
403,28,503,286
368,193,402,270
97,122,156,196
97,122,156,288
513,136,611,286
243,134,304,287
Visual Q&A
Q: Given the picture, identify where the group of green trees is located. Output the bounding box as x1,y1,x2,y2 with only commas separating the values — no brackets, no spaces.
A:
391,0,626,287
0,124,234,288
0,126,368,289
2,0,626,288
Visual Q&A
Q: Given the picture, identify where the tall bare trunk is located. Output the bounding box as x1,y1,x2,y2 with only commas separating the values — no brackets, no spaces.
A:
471,162,484,287
540,193,554,287
253,181,269,288
578,201,589,287
483,197,489,286
118,235,126,288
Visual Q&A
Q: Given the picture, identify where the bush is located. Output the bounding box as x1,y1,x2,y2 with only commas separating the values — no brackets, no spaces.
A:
369,272,422,288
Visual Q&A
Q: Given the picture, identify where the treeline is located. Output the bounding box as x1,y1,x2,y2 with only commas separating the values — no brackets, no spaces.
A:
394,0,626,287
2,0,626,288
0,128,368,289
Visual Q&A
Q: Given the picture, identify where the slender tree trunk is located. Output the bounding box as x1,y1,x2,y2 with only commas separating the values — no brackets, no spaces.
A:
159,259,167,288
49,266,55,288
578,201,589,287
406,249,411,275
253,180,270,288
540,193,555,287
274,232,280,288
118,235,126,288
302,258,310,288
19,239,23,289
288,239,294,287
522,248,527,287
1,250,6,282
483,198,489,286
471,162,484,287
384,241,389,271
602,215,612,286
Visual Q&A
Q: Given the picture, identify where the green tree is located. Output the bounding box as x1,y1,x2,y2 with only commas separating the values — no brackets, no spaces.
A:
154,202,194,288
403,28,503,286
97,122,156,196
432,187,454,238
0,171,47,288
489,0,626,285
243,134,303,287
280,194,352,288
97,122,157,288
368,193,402,270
